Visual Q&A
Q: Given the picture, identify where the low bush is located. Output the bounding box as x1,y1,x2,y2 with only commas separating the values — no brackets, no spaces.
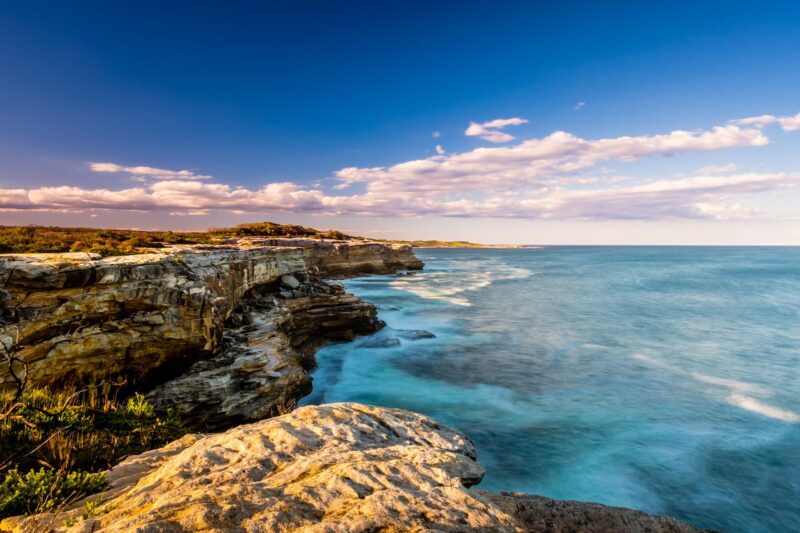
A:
0,385,185,518
0,467,106,518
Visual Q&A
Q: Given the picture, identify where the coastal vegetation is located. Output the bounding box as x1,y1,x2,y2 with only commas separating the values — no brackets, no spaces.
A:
0,382,184,518
0,222,499,256
0,222,353,256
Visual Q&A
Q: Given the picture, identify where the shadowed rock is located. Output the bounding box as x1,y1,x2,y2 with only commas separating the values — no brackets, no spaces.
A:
394,328,437,340
480,492,717,533
360,335,402,348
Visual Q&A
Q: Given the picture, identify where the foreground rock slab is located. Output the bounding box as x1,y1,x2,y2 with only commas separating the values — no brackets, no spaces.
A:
4,404,710,533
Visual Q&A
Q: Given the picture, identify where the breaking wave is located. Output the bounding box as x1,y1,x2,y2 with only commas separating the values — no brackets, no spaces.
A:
389,258,532,306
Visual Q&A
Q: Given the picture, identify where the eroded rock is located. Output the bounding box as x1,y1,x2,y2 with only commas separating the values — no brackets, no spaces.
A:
2,404,709,533
145,281,384,430
480,492,714,533
0,239,421,390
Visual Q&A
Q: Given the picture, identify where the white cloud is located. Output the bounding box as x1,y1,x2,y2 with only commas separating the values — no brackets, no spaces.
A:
781,113,800,132
90,162,211,181
730,112,800,132
432,131,441,138
573,101,586,111
2,171,797,221
336,124,768,196
697,163,736,174
2,116,797,222
464,117,528,143
481,117,528,128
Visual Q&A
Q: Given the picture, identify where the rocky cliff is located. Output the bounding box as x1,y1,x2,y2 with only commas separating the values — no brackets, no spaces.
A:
0,241,712,532
0,240,421,409
1,404,709,533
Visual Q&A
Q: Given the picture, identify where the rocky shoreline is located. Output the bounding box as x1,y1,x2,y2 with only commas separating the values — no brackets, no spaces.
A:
3,404,710,533
0,239,420,401
0,240,710,532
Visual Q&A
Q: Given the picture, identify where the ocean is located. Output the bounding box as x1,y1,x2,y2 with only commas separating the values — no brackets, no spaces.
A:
302,247,800,532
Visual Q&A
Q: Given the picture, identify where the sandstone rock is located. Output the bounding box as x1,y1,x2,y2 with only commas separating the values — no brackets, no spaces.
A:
302,241,425,277
480,492,714,533
0,239,422,390
146,289,384,430
2,404,709,533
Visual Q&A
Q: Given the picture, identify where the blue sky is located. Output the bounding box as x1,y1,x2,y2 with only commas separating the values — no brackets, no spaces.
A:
1,1,799,243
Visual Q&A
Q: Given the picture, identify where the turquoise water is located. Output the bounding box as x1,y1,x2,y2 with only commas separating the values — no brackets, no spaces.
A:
302,247,800,532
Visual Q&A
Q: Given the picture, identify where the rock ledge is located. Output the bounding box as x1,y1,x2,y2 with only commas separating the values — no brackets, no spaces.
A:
2,404,710,533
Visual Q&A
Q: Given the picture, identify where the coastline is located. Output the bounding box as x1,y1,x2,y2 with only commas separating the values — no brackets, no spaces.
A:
0,240,711,532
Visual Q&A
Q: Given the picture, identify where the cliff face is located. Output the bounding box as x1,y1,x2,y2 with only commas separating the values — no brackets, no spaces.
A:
144,280,386,429
0,240,421,395
2,404,709,533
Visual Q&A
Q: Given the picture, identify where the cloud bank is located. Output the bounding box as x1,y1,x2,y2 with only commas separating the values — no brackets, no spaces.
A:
2,116,798,221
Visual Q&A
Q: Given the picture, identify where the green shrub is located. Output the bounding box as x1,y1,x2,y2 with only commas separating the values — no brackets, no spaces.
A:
0,386,185,518
123,393,154,418
0,467,106,518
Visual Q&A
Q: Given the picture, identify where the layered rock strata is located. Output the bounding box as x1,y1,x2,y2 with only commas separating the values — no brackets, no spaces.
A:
0,239,421,393
1,403,709,533
145,275,384,429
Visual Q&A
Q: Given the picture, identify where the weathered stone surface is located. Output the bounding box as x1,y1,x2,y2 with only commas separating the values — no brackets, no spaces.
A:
480,491,714,533
145,283,384,430
301,240,424,277
0,239,421,390
2,404,709,533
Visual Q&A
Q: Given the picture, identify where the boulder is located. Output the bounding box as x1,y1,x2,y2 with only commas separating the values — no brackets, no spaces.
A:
394,328,437,340
360,336,402,348
280,273,301,289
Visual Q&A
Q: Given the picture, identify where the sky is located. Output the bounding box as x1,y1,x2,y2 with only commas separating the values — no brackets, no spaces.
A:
1,1,800,244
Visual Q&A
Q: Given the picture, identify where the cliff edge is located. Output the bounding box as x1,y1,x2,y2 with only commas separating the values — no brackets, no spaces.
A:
0,241,712,532
0,239,421,425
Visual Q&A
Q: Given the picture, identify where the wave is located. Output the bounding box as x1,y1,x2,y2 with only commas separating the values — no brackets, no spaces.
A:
690,372,771,396
389,258,532,307
632,352,797,424
727,394,800,423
